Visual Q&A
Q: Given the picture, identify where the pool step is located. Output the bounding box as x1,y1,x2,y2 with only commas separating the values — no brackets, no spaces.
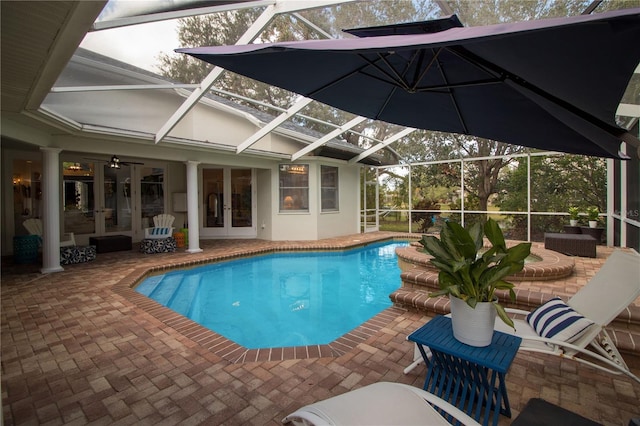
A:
148,273,185,305
135,275,163,296
167,274,201,316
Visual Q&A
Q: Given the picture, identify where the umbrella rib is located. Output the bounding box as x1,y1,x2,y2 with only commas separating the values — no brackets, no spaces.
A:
428,50,471,135
410,47,443,92
413,78,504,92
307,52,409,97
366,53,413,91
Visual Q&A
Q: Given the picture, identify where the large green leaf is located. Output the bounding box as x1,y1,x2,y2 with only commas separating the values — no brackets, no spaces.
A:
484,218,506,250
468,222,484,252
420,235,451,262
494,302,515,329
480,264,513,287
430,259,455,275
444,222,477,259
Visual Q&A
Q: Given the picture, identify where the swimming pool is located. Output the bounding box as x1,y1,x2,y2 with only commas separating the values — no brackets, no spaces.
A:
135,241,407,349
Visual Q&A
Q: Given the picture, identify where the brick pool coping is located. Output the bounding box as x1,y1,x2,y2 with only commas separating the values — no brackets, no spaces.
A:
112,233,416,364
396,243,577,281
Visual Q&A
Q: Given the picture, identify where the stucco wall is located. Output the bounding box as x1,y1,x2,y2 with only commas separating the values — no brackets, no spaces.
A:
269,161,360,241
317,164,360,239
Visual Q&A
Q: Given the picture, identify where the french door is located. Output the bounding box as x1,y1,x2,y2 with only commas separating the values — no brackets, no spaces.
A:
63,161,133,237
202,167,255,237
100,163,133,234
63,160,166,239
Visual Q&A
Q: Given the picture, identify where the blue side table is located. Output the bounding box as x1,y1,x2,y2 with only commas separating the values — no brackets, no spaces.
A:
408,315,521,426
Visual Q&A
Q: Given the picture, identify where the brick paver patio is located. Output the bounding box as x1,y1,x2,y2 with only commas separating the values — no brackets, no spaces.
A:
2,233,639,425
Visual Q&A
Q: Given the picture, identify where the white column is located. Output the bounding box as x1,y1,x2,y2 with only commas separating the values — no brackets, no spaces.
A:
40,147,64,273
186,161,203,253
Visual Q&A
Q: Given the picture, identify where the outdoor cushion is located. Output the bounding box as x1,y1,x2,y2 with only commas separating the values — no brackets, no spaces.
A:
146,227,172,239
140,237,177,254
527,297,595,343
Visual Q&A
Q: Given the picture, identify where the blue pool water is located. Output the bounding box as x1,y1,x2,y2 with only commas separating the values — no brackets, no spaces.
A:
135,241,407,349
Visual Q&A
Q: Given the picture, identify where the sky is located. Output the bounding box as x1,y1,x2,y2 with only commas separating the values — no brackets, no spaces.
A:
80,1,181,73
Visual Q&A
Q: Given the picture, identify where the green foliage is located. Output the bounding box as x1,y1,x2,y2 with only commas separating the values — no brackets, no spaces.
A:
158,1,438,141
587,206,600,221
419,218,531,328
497,155,606,236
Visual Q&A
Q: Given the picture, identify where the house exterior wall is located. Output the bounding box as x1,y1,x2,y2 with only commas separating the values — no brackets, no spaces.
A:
317,165,360,239
1,52,369,256
256,168,272,240
269,161,360,241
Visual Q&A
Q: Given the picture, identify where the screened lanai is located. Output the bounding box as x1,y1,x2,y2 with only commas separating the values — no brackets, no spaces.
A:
3,3,640,425
2,0,639,263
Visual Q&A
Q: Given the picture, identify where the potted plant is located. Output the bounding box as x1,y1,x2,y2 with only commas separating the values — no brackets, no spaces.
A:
586,206,600,228
568,206,580,227
419,218,531,347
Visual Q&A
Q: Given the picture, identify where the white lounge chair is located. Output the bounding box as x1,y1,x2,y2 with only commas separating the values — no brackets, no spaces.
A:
143,214,175,239
406,250,640,383
495,249,640,383
282,382,481,426
23,218,76,247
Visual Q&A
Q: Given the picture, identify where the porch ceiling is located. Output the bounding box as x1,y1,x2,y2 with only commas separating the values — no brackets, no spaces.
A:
0,1,106,116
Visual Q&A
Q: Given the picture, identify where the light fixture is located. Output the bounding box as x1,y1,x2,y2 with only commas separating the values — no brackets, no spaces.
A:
283,195,294,209
280,164,308,174
109,155,121,169
68,163,81,171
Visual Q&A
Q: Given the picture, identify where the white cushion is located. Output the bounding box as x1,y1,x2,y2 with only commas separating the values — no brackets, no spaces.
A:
526,297,595,343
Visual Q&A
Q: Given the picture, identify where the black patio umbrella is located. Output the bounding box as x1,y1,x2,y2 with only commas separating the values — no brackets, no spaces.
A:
177,8,640,159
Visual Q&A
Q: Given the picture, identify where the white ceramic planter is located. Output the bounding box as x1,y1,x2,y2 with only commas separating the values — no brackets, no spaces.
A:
570,219,579,226
450,296,497,347
589,220,598,228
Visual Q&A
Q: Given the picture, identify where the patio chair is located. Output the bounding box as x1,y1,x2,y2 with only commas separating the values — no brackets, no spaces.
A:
494,249,640,383
281,382,481,426
23,218,76,247
143,214,175,239
141,214,177,254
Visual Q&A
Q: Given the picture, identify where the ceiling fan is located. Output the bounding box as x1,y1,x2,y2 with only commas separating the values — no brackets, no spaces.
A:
83,155,144,169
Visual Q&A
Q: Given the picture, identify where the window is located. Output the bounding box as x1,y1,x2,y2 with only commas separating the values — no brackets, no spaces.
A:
321,166,339,212
279,164,309,212
140,166,165,229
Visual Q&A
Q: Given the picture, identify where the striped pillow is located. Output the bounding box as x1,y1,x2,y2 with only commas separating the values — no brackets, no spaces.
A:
150,227,171,237
526,297,595,343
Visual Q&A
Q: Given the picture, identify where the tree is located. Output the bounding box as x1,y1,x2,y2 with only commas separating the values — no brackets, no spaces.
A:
497,154,607,239
158,1,439,139
157,8,322,111
457,136,523,216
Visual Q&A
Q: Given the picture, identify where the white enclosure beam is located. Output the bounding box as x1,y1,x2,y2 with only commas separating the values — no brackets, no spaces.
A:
154,4,278,144
291,12,333,38
92,1,277,31
617,103,640,118
291,116,366,161
348,127,416,164
154,0,355,145
237,96,313,153
51,84,199,92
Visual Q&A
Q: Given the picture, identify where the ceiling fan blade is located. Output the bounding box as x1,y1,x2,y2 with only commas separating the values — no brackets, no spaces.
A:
82,157,144,165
